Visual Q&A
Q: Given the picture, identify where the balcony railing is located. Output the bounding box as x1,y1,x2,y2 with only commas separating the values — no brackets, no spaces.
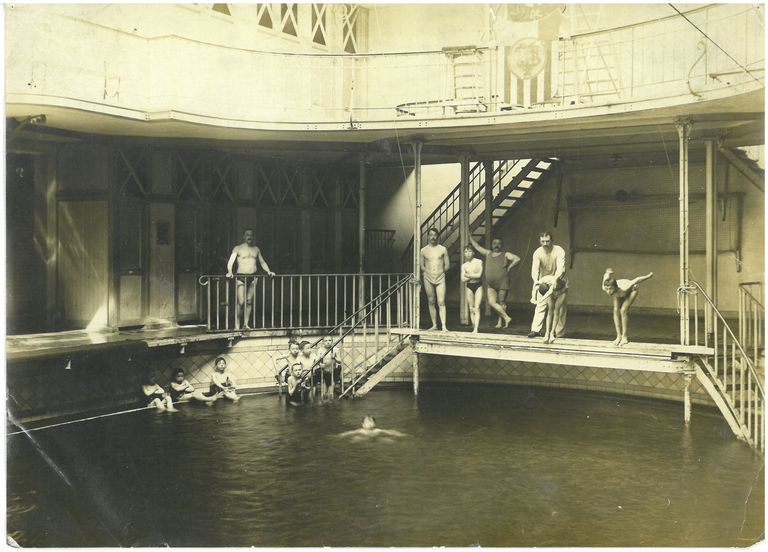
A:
198,272,413,332
7,4,763,124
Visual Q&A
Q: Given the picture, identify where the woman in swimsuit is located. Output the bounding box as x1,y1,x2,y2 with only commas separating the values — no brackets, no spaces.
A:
461,245,484,333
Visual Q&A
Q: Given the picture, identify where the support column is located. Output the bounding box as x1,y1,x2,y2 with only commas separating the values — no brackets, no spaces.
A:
677,119,692,346
358,154,366,311
705,139,718,335
459,153,471,326
412,142,423,332
483,161,493,317
412,142,423,396
684,373,693,425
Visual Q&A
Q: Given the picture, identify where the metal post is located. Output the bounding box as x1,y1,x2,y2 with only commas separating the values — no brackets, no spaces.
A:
705,139,717,337
358,153,367,314
412,142,423,332
677,119,692,345
483,161,493,317
684,373,693,425
459,153,470,326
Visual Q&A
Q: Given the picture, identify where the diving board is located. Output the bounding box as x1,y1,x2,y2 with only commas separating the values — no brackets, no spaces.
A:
392,329,713,373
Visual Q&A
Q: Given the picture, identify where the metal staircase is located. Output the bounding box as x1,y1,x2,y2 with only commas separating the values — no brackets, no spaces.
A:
688,281,764,452
276,274,414,400
402,158,558,270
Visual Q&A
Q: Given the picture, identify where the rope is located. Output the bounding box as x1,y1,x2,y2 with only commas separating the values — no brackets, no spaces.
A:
7,390,276,437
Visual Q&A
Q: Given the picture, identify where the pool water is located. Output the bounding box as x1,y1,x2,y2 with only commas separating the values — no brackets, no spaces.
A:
7,384,765,546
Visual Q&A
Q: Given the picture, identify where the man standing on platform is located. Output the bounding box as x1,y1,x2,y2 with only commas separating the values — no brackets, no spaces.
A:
226,228,275,329
470,235,521,328
528,231,567,338
420,227,450,331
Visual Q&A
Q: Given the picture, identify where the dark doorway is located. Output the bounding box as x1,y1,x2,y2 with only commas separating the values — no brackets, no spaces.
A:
6,153,46,333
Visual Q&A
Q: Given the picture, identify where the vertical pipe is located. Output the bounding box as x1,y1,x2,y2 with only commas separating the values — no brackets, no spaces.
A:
677,119,692,345
460,153,470,326
412,142,423,332
359,153,367,313
705,140,717,337
206,279,211,330
483,160,494,317
684,373,692,425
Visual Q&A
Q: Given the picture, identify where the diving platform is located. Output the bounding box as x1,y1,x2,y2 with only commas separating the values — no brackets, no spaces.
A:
392,329,714,373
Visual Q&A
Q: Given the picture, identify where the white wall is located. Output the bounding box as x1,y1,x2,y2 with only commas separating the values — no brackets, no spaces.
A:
495,160,764,314
367,163,460,263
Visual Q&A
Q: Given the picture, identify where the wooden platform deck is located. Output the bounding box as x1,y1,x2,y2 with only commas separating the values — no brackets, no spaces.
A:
392,328,714,373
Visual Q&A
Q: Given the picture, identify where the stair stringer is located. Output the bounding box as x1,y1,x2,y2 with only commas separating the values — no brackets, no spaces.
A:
355,340,412,397
694,360,749,442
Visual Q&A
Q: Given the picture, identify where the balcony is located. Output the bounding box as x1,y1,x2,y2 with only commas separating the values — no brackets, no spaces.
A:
6,4,764,144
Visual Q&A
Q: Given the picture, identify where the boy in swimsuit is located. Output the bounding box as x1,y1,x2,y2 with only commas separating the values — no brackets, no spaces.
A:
286,362,310,406
316,335,342,400
273,340,301,389
210,356,240,401
531,275,567,344
169,368,216,405
470,235,520,328
461,245,484,334
420,227,450,331
602,269,654,346
141,372,177,411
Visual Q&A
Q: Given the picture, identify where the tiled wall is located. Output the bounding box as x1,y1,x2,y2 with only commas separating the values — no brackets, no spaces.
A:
7,336,714,424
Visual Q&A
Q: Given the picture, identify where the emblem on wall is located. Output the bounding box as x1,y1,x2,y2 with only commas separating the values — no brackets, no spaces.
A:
505,4,565,22
506,37,547,80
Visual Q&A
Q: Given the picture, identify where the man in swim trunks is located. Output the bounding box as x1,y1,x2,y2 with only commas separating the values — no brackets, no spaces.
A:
420,227,450,331
470,235,521,328
602,269,654,346
226,228,275,329
529,231,567,338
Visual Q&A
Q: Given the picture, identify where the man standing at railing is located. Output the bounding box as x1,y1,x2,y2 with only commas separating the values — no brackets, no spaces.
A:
529,231,567,339
420,227,450,331
226,228,275,329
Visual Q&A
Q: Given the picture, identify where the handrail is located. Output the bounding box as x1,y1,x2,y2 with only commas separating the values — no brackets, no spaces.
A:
739,282,764,308
295,275,412,389
692,281,764,396
400,160,515,266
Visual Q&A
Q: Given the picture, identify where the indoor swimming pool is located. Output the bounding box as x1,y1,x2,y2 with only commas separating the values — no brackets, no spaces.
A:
7,384,765,547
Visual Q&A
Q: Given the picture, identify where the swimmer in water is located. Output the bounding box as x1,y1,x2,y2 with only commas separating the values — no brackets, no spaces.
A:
336,415,407,442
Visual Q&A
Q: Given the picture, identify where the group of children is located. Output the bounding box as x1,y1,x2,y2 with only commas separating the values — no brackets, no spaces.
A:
273,336,342,406
461,244,654,345
140,356,240,411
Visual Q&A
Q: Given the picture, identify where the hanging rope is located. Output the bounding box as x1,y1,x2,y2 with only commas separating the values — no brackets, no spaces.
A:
7,390,276,437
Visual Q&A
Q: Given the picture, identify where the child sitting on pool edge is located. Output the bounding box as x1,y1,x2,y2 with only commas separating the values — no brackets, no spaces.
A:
210,356,240,401
141,371,177,412
169,368,217,405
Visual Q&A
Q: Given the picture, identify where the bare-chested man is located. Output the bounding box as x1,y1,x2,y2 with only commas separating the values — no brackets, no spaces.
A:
529,231,567,338
420,227,450,331
226,228,275,329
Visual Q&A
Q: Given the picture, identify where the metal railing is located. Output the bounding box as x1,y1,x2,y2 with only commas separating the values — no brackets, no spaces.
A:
739,281,764,369
13,5,761,124
365,229,396,272
274,273,413,398
556,4,764,106
198,272,411,332
689,281,764,451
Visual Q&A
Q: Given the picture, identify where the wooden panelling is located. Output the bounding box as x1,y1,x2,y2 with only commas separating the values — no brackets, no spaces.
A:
148,203,175,321
58,144,109,193
118,274,143,324
177,272,199,320
57,200,109,328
